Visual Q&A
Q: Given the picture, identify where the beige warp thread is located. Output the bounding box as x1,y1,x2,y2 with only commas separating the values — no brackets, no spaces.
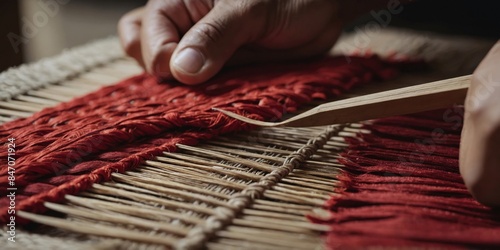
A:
176,125,346,250
0,38,123,101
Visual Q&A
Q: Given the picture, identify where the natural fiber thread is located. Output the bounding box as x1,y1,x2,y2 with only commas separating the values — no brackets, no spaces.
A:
309,109,500,249
176,125,346,250
0,38,123,101
0,55,399,224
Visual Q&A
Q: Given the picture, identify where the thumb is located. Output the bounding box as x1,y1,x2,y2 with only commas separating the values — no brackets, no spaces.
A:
169,3,259,85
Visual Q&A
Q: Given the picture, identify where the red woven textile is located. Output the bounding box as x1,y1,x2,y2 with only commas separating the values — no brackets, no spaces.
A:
310,108,500,249
0,56,399,224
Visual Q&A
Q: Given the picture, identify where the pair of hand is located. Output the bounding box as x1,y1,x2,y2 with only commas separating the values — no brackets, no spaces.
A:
119,0,500,206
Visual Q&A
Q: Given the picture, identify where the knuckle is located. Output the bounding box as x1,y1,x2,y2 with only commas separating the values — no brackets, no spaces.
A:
119,8,141,25
467,179,500,207
149,50,162,72
192,22,225,44
118,15,128,28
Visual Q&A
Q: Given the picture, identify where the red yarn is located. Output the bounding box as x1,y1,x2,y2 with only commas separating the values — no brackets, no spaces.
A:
0,56,399,225
310,108,500,249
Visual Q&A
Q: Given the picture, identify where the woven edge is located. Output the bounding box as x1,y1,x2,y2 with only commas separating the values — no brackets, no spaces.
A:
0,37,125,101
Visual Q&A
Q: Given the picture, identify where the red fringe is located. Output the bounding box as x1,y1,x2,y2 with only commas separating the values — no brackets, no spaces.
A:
310,108,500,249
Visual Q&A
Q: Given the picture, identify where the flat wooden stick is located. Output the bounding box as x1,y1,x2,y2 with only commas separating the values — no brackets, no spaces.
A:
214,75,470,127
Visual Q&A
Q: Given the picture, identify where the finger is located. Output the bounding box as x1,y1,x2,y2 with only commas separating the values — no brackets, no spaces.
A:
170,2,261,85
228,24,342,66
460,40,500,206
118,7,145,68
141,0,194,77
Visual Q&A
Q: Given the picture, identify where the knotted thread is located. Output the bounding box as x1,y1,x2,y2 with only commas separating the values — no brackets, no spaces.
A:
0,56,400,224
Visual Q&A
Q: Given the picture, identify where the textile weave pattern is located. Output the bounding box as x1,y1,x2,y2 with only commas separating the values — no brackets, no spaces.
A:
0,56,398,224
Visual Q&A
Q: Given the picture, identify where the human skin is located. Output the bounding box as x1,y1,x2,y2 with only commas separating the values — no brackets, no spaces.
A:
460,41,500,206
119,0,500,206
117,0,395,85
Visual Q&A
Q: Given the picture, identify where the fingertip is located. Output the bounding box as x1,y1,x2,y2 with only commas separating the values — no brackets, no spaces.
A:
149,43,177,78
170,47,209,85
460,114,500,207
465,173,500,207
118,7,144,36
121,38,144,68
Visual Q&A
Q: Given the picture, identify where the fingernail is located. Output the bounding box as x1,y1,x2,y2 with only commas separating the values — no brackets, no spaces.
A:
173,47,205,74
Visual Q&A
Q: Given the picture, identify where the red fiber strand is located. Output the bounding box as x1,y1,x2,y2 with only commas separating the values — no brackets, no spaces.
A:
310,109,500,249
0,56,399,225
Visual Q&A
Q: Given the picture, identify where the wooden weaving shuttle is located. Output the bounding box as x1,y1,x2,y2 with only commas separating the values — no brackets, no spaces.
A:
214,75,471,127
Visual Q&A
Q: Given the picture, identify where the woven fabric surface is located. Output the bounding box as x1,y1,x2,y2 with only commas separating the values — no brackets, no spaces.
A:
310,108,500,249
0,56,400,224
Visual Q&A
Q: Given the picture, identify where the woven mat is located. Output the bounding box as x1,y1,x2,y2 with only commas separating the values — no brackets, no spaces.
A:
1,28,497,249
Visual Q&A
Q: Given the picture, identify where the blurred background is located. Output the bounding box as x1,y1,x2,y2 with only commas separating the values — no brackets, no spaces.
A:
0,0,146,71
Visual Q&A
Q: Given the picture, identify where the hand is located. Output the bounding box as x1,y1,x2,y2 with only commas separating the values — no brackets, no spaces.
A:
118,0,349,85
460,41,500,206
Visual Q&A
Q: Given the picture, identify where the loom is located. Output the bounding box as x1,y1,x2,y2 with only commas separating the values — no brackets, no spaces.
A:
1,29,499,249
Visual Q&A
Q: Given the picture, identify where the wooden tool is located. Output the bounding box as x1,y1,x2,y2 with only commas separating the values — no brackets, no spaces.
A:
214,75,471,127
